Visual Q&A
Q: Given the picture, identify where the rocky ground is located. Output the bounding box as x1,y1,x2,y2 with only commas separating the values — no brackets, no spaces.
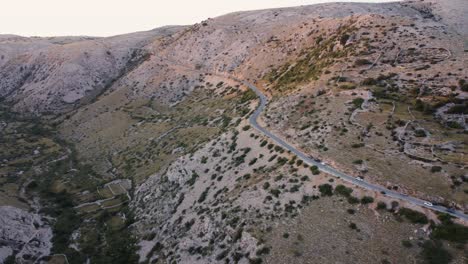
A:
0,206,53,263
0,0,467,263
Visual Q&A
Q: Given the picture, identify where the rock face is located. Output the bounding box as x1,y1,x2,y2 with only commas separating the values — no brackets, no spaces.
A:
0,27,182,114
0,206,53,263
2,2,464,116
0,1,467,263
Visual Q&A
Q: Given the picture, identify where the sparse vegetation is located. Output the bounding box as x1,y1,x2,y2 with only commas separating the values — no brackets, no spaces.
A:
420,240,452,264
398,208,428,224
2,5,467,264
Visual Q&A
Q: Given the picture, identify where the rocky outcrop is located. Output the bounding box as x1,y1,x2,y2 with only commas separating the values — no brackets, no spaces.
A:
0,206,52,264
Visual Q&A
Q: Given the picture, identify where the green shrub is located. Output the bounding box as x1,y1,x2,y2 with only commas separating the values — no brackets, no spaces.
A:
414,99,434,114
362,78,377,85
198,187,210,203
240,90,256,103
310,165,320,175
446,104,467,114
347,196,359,204
52,208,80,253
376,202,387,210
461,83,468,92
268,155,277,162
335,185,353,197
256,247,271,256
270,189,281,198
318,184,333,196
352,98,364,108
277,157,288,166
431,221,468,244
3,256,15,264
459,80,468,91
446,121,463,129
360,196,374,204
249,158,258,165
414,129,426,137
401,240,412,248
339,83,356,90
351,143,365,148
340,34,350,45
398,208,428,224
420,240,452,264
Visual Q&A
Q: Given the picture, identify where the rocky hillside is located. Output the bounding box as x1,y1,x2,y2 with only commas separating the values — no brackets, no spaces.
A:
0,27,182,114
0,1,467,263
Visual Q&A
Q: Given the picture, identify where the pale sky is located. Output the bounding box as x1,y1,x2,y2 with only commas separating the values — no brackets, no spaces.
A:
1,0,397,37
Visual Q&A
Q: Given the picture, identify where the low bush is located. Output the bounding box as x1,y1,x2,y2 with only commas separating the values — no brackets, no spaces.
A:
339,83,356,90
446,104,467,114
376,202,387,210
398,208,428,224
318,184,333,196
431,216,468,244
420,240,452,264
352,98,364,108
414,129,426,137
335,185,353,197
360,196,374,204
340,34,350,45
347,196,359,204
401,240,412,248
310,165,320,175
355,59,372,66
361,77,377,85
351,143,365,148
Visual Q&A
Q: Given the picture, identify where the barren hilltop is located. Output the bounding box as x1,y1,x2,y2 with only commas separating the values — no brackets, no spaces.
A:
0,1,467,263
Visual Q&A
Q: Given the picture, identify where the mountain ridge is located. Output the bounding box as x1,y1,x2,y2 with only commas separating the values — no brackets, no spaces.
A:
0,1,467,263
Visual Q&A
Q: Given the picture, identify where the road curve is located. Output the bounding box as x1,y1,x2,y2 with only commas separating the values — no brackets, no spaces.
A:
157,59,467,221
240,79,468,221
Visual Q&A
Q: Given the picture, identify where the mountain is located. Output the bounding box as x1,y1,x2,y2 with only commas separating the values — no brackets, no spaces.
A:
0,1,467,263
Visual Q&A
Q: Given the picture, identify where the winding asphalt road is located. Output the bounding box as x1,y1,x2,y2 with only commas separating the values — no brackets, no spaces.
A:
160,59,467,221
240,78,468,221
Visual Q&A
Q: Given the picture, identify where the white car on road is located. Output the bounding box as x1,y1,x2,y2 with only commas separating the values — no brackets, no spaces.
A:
423,202,433,207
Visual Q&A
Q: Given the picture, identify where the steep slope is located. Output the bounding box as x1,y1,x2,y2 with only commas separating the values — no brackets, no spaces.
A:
0,27,183,114
0,1,467,264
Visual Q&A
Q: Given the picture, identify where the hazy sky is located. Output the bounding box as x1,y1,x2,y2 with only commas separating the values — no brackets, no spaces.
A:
2,0,396,37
